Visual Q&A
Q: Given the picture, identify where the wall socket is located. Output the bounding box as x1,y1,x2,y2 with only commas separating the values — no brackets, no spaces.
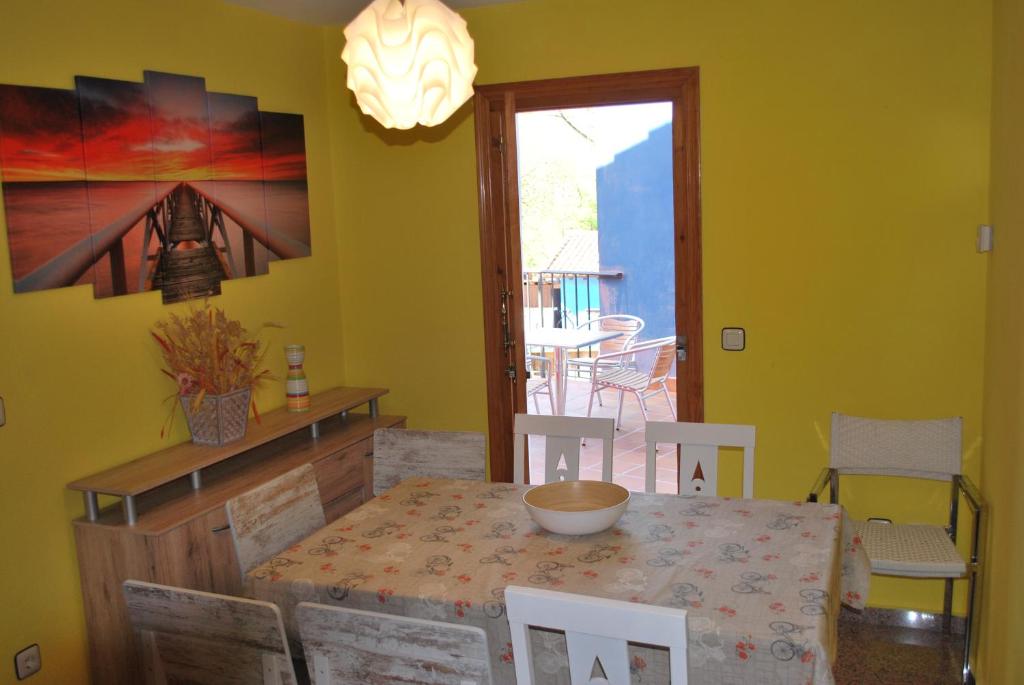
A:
15,644,40,679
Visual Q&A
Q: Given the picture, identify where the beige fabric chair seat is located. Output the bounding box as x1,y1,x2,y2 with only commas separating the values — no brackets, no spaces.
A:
853,520,966,578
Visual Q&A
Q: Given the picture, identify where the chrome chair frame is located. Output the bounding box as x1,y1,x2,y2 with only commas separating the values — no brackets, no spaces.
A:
808,466,985,685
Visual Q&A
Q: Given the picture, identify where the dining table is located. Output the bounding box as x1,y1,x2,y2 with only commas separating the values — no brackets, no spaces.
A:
246,478,870,685
525,327,623,415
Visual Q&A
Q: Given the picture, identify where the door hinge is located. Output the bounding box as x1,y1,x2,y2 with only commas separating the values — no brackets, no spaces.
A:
505,364,517,381
500,288,515,352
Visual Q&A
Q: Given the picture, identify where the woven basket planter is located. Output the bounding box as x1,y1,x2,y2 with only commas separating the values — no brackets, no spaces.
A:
180,388,251,446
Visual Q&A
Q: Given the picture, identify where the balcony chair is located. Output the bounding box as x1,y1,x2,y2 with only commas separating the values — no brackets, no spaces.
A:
807,412,984,685
505,585,689,684
585,336,677,430
526,354,555,414
295,602,492,685
566,315,645,407
513,413,616,484
226,464,326,579
372,428,486,495
123,580,300,685
644,421,756,497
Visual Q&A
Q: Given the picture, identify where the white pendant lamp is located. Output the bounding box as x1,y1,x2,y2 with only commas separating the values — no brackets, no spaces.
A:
341,0,478,130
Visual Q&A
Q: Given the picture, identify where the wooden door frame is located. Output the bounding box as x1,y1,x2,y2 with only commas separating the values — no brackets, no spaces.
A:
474,67,704,483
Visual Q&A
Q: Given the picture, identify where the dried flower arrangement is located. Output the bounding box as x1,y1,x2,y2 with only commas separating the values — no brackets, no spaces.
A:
152,302,277,438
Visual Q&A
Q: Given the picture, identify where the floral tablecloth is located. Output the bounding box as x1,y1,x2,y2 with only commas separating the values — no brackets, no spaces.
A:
246,478,869,685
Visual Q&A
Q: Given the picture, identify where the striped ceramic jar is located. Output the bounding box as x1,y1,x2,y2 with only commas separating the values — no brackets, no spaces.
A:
284,344,311,412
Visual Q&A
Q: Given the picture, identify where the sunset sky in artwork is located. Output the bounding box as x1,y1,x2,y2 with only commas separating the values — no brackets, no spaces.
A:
0,72,306,183
0,85,88,182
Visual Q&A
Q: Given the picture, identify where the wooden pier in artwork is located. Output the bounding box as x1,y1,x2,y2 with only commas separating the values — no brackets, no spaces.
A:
12,180,310,304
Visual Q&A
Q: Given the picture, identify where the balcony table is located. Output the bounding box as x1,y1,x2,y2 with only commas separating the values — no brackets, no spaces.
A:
246,478,870,685
525,327,622,415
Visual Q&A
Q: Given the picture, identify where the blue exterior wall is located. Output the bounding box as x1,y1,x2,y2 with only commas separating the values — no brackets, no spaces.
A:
596,123,675,340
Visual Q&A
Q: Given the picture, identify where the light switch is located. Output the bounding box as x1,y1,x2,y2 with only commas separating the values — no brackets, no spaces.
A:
721,328,745,351
977,224,994,253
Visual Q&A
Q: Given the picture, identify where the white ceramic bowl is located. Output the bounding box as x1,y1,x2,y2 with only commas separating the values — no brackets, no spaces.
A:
523,480,630,536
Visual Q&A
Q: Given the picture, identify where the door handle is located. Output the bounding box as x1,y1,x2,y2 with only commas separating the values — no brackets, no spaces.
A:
676,335,687,362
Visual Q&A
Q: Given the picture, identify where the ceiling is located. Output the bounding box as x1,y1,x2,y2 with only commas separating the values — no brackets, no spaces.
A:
223,0,519,25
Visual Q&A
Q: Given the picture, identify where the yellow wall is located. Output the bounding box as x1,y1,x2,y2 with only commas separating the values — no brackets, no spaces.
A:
980,0,1024,681
326,0,991,619
0,0,1001,681
0,1,346,682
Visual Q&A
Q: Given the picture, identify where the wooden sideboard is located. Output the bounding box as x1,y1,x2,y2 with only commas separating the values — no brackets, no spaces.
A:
67,387,404,685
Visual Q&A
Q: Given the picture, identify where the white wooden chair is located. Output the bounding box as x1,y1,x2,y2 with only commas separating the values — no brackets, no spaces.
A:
566,315,646,392
526,354,555,414
644,421,756,498
226,463,326,577
585,337,676,430
373,428,486,496
513,414,616,485
296,602,493,685
504,585,688,685
123,580,299,685
808,413,985,684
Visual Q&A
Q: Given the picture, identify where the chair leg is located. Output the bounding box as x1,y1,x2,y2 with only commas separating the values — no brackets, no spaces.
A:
586,382,599,419
597,389,604,407
547,387,555,415
661,385,676,420
637,392,650,423
615,389,625,430
962,568,980,684
532,392,541,414
943,578,954,634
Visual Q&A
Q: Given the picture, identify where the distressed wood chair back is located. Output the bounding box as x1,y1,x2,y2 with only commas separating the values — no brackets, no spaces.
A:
226,463,326,576
645,421,756,498
373,428,487,496
123,580,298,685
296,602,493,685
505,585,688,685
513,414,616,484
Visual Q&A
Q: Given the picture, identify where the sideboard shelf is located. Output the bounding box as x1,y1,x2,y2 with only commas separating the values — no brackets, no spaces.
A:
68,385,404,684
67,385,386,524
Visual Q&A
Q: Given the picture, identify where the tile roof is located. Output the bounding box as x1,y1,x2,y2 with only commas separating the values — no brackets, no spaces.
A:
545,229,599,272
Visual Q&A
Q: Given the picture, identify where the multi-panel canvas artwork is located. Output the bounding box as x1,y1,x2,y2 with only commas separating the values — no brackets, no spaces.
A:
0,70,310,303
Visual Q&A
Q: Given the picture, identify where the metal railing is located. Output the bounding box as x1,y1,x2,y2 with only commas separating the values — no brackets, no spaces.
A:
522,269,623,378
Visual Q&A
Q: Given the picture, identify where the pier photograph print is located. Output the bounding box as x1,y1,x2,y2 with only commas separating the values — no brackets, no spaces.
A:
0,70,311,303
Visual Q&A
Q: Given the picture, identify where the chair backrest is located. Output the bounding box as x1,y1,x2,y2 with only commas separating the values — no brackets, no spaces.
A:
513,414,616,485
645,421,756,498
578,315,645,355
296,602,493,685
644,337,677,387
504,585,688,685
829,412,962,480
123,580,298,685
595,337,675,389
373,428,487,495
226,463,326,576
